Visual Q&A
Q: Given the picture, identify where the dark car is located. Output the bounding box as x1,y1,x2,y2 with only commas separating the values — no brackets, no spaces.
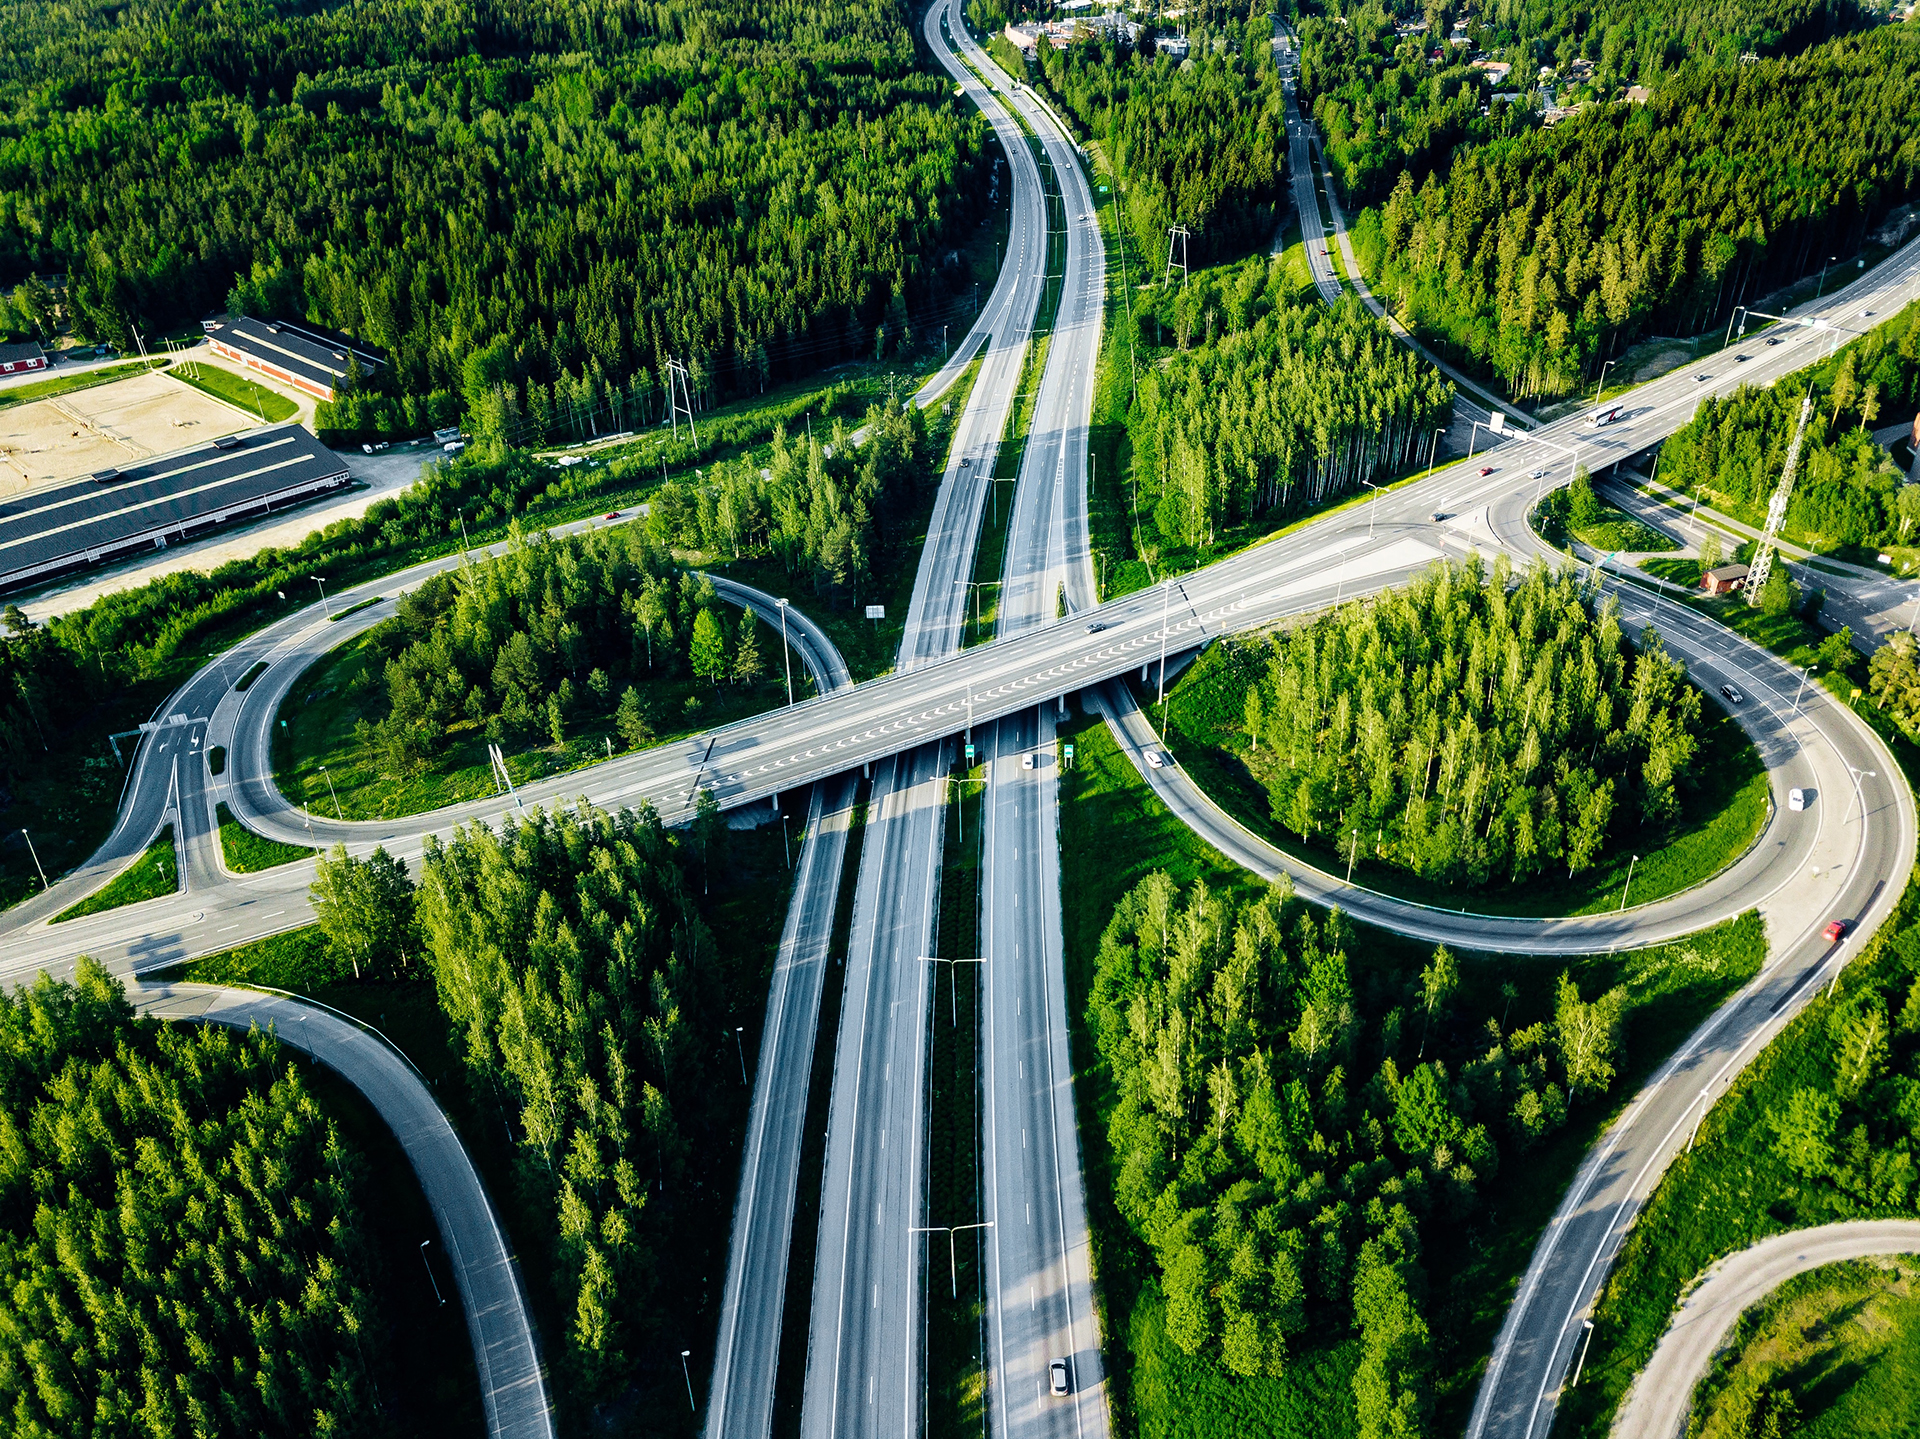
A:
1085,621,1107,634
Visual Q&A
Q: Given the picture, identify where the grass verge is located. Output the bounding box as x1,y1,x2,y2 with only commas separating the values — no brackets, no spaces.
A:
216,800,315,872
1573,500,1679,554
1146,639,1771,919
171,360,300,423
52,824,176,921
1686,1257,1920,1439
1054,706,1766,1436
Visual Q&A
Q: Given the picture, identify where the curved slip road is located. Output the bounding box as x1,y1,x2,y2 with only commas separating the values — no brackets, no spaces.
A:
1615,1221,1920,1439
132,981,553,1439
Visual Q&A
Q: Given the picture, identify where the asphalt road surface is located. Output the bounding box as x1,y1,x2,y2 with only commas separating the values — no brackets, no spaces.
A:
800,5,1053,1435
1614,1221,1920,1439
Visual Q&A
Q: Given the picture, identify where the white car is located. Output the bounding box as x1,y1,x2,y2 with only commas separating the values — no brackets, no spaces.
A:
1049,1361,1070,1396
1145,750,1170,769
1021,752,1036,770
1789,788,1808,812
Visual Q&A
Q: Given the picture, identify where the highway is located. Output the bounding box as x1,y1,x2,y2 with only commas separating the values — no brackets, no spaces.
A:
1613,1221,1920,1439
8,88,1920,1439
800,4,1052,1435
969,18,1112,1438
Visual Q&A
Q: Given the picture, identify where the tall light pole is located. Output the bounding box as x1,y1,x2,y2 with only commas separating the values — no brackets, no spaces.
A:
1157,576,1173,705
1619,854,1639,911
1594,359,1617,405
680,1350,695,1412
20,829,47,890
1795,664,1815,709
313,576,331,618
911,1221,995,1298
318,764,342,820
1570,1318,1597,1388
419,1241,445,1305
777,599,793,705
1425,426,1444,477
920,955,987,1026
1816,255,1836,300
1362,479,1382,537
1844,766,1877,824
729,1027,747,1085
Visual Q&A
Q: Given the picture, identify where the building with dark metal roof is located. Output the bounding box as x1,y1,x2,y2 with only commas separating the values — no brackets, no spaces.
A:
201,315,384,403
0,425,351,592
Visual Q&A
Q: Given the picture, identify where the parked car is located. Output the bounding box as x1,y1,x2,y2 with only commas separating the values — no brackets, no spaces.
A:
1825,919,1848,944
1720,683,1744,704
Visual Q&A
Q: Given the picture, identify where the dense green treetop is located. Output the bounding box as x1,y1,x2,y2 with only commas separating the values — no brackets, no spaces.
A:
1089,873,1645,1435
1128,261,1454,554
0,960,384,1437
1658,300,1920,553
0,0,991,426
1238,555,1702,888
1348,23,1920,399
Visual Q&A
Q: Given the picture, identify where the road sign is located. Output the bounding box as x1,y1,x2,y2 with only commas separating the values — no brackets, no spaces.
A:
965,743,975,762
865,605,886,620
1063,742,1075,769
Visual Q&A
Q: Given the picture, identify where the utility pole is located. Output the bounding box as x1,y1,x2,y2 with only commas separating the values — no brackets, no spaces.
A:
1164,225,1191,287
666,358,699,443
1745,391,1815,606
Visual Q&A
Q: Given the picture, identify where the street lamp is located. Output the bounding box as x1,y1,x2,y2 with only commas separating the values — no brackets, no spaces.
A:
728,1027,747,1085
1844,766,1877,824
318,764,342,820
419,1241,445,1305
1795,664,1815,709
1571,1318,1597,1389
1816,255,1837,300
911,1221,995,1298
1425,426,1445,477
1594,359,1617,405
1619,854,1640,911
680,1350,695,1412
776,599,794,706
1157,577,1174,705
312,576,331,618
920,955,987,1026
1361,479,1382,537
20,829,47,890
945,773,987,841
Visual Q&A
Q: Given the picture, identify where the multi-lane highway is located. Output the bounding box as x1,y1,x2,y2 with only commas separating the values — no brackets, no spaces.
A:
801,5,1054,1435
972,16,1111,1438
10,73,1920,1439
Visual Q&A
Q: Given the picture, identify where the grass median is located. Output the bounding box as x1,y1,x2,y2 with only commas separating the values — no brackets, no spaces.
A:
216,801,315,872
52,824,178,921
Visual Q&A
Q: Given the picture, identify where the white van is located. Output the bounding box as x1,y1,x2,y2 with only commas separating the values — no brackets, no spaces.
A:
1788,788,1807,812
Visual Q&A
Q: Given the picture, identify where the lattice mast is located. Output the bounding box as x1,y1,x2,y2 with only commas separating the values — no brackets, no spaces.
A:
1744,391,1814,605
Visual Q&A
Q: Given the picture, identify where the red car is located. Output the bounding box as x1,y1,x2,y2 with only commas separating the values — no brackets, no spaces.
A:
1478,466,1494,476
604,511,621,520
1824,920,1848,944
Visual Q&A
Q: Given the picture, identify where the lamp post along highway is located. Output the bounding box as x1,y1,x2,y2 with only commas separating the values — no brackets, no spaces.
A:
911,1221,995,1298
920,955,986,1027
777,598,793,705
1620,854,1640,911
1158,576,1173,705
1594,359,1617,405
20,829,47,890
1845,767,1877,825
680,1350,695,1412
318,765,341,820
1796,665,1816,709
312,576,331,619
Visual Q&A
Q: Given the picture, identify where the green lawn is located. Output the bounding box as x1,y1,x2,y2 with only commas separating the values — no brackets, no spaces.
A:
171,360,300,422
53,824,177,921
1053,708,1767,1437
0,359,165,411
273,616,791,821
1147,639,1771,918
1642,556,1703,587
1572,500,1679,554
216,801,315,873
1686,1258,1920,1439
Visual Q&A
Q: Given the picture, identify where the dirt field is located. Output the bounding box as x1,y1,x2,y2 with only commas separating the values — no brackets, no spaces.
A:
0,369,252,494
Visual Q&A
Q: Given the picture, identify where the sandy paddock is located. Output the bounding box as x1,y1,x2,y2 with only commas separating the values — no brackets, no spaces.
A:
0,370,250,494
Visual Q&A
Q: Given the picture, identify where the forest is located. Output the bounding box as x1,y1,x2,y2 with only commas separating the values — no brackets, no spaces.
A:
342,526,763,779
403,801,743,1402
1347,24,1920,399
0,960,387,1436
643,393,937,599
1126,259,1455,557
0,0,993,437
1656,301,1920,555
1233,555,1703,889
1089,872,1638,1436
1012,25,1289,270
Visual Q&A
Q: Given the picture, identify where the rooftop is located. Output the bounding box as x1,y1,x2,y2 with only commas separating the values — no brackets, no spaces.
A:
202,314,384,394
